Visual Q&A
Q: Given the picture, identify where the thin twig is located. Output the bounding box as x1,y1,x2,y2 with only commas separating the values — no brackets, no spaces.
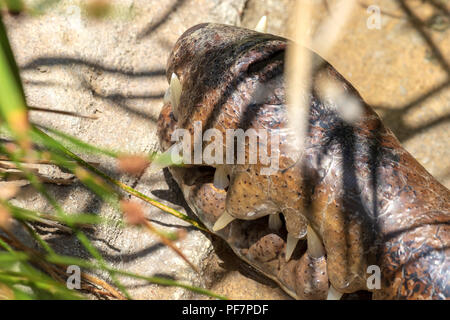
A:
0,155,99,166
80,272,126,300
143,220,199,273
286,0,313,150
28,106,98,120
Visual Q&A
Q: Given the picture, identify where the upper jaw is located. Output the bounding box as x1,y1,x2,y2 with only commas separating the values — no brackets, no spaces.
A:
165,22,286,93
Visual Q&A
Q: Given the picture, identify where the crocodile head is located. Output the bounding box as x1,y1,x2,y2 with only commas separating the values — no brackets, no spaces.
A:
156,23,450,300
157,23,332,299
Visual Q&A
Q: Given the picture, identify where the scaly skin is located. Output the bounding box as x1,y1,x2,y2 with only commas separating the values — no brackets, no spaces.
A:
157,23,449,299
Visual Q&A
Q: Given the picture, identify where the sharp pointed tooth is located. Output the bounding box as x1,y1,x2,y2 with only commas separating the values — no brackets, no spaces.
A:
269,213,282,231
163,87,171,104
169,72,182,115
306,225,325,258
213,166,229,190
254,15,267,33
327,285,344,300
212,211,235,232
285,233,300,262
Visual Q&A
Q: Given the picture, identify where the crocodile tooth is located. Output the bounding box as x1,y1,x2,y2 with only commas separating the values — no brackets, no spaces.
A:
163,86,176,120
306,225,325,258
212,211,235,231
327,285,344,300
163,87,171,104
213,166,229,190
254,15,267,33
285,233,300,262
268,213,282,231
169,73,182,118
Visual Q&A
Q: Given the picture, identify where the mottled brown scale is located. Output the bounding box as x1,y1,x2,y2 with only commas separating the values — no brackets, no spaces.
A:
248,233,285,263
157,23,449,299
295,255,328,300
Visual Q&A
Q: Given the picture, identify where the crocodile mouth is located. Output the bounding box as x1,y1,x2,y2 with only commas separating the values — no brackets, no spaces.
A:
167,162,334,300
158,98,332,299
169,164,375,300
157,99,369,300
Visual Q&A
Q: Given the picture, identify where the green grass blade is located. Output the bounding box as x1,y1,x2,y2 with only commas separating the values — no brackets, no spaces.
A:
32,126,209,232
0,15,30,149
40,125,119,158
46,254,227,300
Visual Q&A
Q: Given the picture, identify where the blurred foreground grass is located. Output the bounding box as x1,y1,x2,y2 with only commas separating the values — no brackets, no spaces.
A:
0,0,223,300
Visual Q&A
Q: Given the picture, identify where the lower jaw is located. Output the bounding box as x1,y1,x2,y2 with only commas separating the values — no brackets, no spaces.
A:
168,166,369,300
226,241,301,300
